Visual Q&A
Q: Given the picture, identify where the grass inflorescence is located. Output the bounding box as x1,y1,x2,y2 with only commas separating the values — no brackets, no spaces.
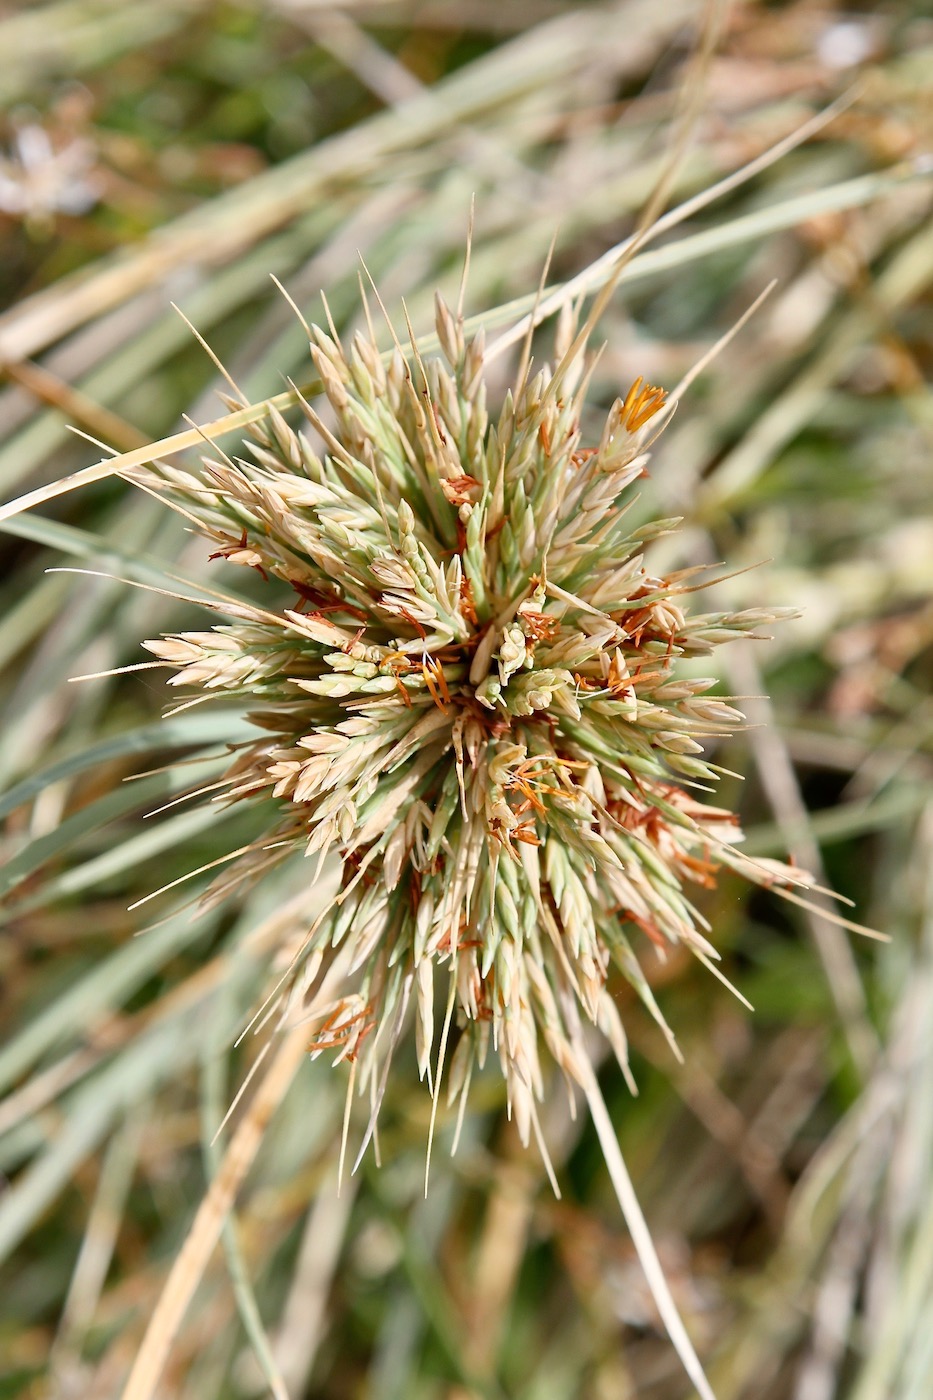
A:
134,285,812,1183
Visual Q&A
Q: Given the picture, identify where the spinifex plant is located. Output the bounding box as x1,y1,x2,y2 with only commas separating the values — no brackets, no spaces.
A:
117,280,820,1397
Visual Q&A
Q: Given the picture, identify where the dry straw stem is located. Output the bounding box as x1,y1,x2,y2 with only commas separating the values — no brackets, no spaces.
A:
48,1109,145,1389
269,1174,357,1396
0,0,208,106
577,1041,716,1400
0,0,716,510
700,205,933,512
727,646,880,1080
0,0,690,367
705,809,933,1400
119,1022,310,1400
1,158,927,529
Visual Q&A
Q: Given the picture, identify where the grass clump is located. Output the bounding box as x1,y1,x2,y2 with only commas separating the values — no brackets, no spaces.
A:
1,4,932,1399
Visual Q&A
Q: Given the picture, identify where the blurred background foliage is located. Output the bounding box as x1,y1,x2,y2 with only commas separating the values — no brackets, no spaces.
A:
0,2,932,1398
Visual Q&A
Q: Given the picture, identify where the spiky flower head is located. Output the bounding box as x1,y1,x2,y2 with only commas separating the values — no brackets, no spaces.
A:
138,291,804,1160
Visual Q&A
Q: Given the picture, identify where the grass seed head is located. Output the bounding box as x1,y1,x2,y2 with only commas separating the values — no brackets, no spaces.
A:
140,292,805,1147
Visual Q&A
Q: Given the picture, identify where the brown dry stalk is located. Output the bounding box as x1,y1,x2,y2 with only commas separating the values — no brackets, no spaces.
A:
119,1023,309,1400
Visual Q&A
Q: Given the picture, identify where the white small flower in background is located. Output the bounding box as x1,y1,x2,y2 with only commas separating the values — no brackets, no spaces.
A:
0,112,100,232
816,19,878,71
